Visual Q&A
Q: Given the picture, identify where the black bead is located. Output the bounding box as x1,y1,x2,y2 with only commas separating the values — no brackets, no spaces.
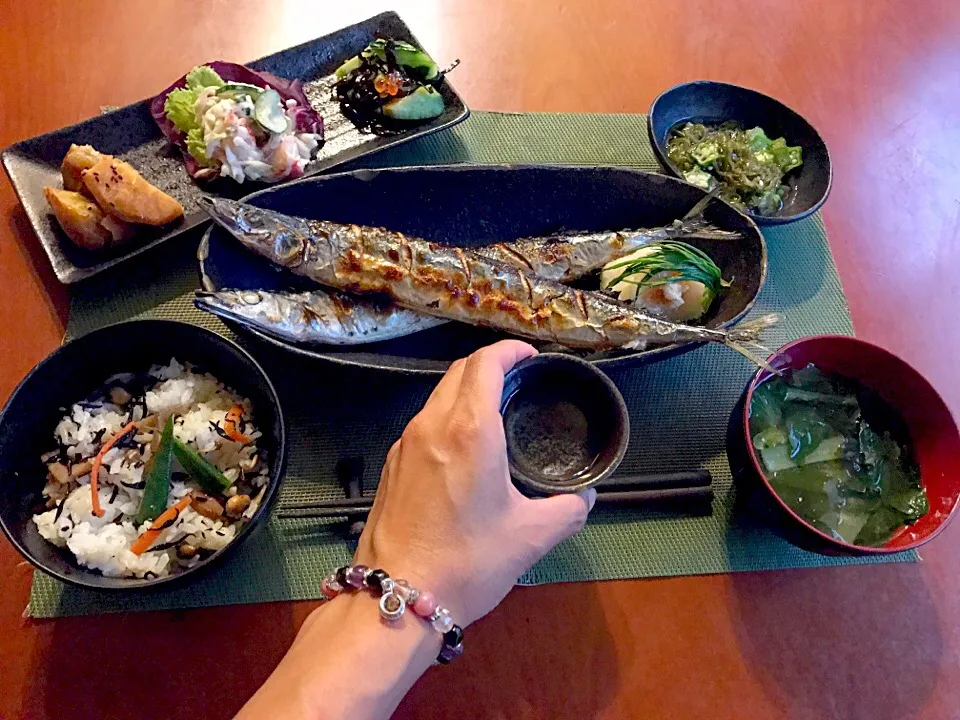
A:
366,569,389,592
442,625,464,648
335,566,349,588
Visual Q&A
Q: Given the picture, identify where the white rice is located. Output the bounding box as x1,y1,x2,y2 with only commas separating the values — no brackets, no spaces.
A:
33,359,269,578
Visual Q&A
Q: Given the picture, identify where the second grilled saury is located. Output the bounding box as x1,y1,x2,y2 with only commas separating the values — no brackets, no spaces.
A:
200,197,775,353
196,197,739,345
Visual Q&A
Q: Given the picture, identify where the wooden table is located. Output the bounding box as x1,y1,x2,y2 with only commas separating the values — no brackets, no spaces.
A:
2,2,959,717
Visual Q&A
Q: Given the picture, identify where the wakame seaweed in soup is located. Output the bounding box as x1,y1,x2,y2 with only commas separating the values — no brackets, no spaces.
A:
749,364,929,547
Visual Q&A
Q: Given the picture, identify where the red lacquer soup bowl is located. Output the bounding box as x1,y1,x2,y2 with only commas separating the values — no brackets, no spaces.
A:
743,335,960,555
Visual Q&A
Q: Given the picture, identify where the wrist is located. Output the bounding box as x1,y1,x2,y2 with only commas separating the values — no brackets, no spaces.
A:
242,592,438,720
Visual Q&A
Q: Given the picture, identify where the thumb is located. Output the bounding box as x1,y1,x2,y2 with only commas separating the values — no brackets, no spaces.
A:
515,489,597,560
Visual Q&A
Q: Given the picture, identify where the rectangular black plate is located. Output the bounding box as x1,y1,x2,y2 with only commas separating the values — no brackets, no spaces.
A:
1,11,468,284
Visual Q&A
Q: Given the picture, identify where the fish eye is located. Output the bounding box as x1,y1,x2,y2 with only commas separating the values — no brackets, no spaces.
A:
274,230,305,266
241,291,263,305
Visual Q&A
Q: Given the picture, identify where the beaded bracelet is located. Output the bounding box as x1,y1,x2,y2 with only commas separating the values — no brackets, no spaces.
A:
321,564,464,665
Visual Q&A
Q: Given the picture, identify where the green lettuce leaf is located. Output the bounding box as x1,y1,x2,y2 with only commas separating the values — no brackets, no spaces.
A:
186,128,212,167
185,65,224,91
164,87,199,133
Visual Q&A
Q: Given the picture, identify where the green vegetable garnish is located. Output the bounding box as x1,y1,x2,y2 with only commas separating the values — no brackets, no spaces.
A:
185,128,212,167
172,438,232,494
164,88,200,133
602,241,730,300
749,364,928,547
186,65,224,91
362,38,439,79
254,89,288,134
136,417,175,524
666,121,803,216
383,86,445,120
216,82,263,101
164,65,225,134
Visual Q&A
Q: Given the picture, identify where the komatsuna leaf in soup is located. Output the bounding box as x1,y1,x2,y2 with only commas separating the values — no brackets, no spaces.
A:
749,363,929,547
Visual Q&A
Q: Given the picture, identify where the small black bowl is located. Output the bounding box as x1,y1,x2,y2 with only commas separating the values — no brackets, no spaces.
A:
500,354,629,495
648,80,832,225
0,320,286,590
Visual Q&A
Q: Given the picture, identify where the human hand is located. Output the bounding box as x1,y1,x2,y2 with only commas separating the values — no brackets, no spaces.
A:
354,340,596,626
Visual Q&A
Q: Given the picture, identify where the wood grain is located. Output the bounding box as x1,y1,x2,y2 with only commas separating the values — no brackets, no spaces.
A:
2,1,960,718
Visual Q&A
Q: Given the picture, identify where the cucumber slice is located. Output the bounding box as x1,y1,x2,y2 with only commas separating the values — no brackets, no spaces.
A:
217,82,263,101
361,39,439,80
254,89,288,134
335,55,363,78
382,86,445,121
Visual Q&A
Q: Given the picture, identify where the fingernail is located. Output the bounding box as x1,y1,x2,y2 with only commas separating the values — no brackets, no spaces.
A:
585,488,597,512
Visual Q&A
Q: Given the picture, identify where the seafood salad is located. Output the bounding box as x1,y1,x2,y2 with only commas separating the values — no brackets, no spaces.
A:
32,359,269,578
153,64,324,183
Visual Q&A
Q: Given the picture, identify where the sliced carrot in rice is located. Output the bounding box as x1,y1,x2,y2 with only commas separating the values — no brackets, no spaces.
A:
223,404,251,444
89,421,137,518
130,496,192,555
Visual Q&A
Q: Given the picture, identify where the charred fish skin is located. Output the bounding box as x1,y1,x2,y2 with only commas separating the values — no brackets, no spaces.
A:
480,220,740,283
194,288,446,346
200,198,775,354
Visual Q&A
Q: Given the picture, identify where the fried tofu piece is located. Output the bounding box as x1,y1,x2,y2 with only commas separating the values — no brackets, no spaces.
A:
60,144,103,193
43,187,135,250
81,156,184,225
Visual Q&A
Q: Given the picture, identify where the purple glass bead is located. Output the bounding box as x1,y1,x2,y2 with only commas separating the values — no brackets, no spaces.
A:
346,564,368,588
437,643,463,664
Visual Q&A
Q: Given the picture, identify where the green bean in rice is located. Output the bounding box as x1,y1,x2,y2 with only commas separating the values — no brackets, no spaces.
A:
32,358,269,578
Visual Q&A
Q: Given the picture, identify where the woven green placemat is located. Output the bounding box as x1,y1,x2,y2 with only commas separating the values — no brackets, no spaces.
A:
27,112,913,618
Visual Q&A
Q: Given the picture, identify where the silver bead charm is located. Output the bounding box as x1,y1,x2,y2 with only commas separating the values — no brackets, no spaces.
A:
380,577,396,595
379,592,406,621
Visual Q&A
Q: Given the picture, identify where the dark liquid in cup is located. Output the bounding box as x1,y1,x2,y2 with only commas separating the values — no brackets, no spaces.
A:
503,385,602,484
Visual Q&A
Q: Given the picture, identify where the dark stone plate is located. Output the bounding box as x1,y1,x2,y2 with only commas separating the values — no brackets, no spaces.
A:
200,164,768,375
1,11,469,283
648,80,832,226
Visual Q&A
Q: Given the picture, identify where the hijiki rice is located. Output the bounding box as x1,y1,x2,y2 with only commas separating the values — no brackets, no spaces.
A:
32,359,269,578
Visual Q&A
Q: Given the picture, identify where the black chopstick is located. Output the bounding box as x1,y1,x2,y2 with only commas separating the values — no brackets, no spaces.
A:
596,470,711,491
277,470,713,519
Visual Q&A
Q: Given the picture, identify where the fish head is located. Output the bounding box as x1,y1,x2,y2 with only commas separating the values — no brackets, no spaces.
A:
194,289,282,326
199,197,308,268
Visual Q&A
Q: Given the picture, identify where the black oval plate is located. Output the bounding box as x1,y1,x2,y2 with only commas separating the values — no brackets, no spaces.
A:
200,164,767,374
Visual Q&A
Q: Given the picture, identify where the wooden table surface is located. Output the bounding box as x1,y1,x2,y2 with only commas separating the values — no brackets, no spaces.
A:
2,2,959,718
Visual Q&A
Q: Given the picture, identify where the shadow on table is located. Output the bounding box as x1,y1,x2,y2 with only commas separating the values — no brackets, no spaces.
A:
728,561,941,720
724,388,942,720
27,581,307,719
396,542,621,720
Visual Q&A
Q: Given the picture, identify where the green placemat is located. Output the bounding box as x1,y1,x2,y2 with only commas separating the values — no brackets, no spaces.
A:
27,112,913,618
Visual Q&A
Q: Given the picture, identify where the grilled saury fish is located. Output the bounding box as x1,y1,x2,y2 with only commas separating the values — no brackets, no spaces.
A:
200,197,776,356
195,288,446,345
197,197,743,346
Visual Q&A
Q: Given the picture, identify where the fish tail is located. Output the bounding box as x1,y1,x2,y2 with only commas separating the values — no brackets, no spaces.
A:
726,313,780,343
720,313,781,369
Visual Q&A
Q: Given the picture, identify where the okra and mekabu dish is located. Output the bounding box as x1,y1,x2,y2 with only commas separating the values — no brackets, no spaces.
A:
33,359,269,578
